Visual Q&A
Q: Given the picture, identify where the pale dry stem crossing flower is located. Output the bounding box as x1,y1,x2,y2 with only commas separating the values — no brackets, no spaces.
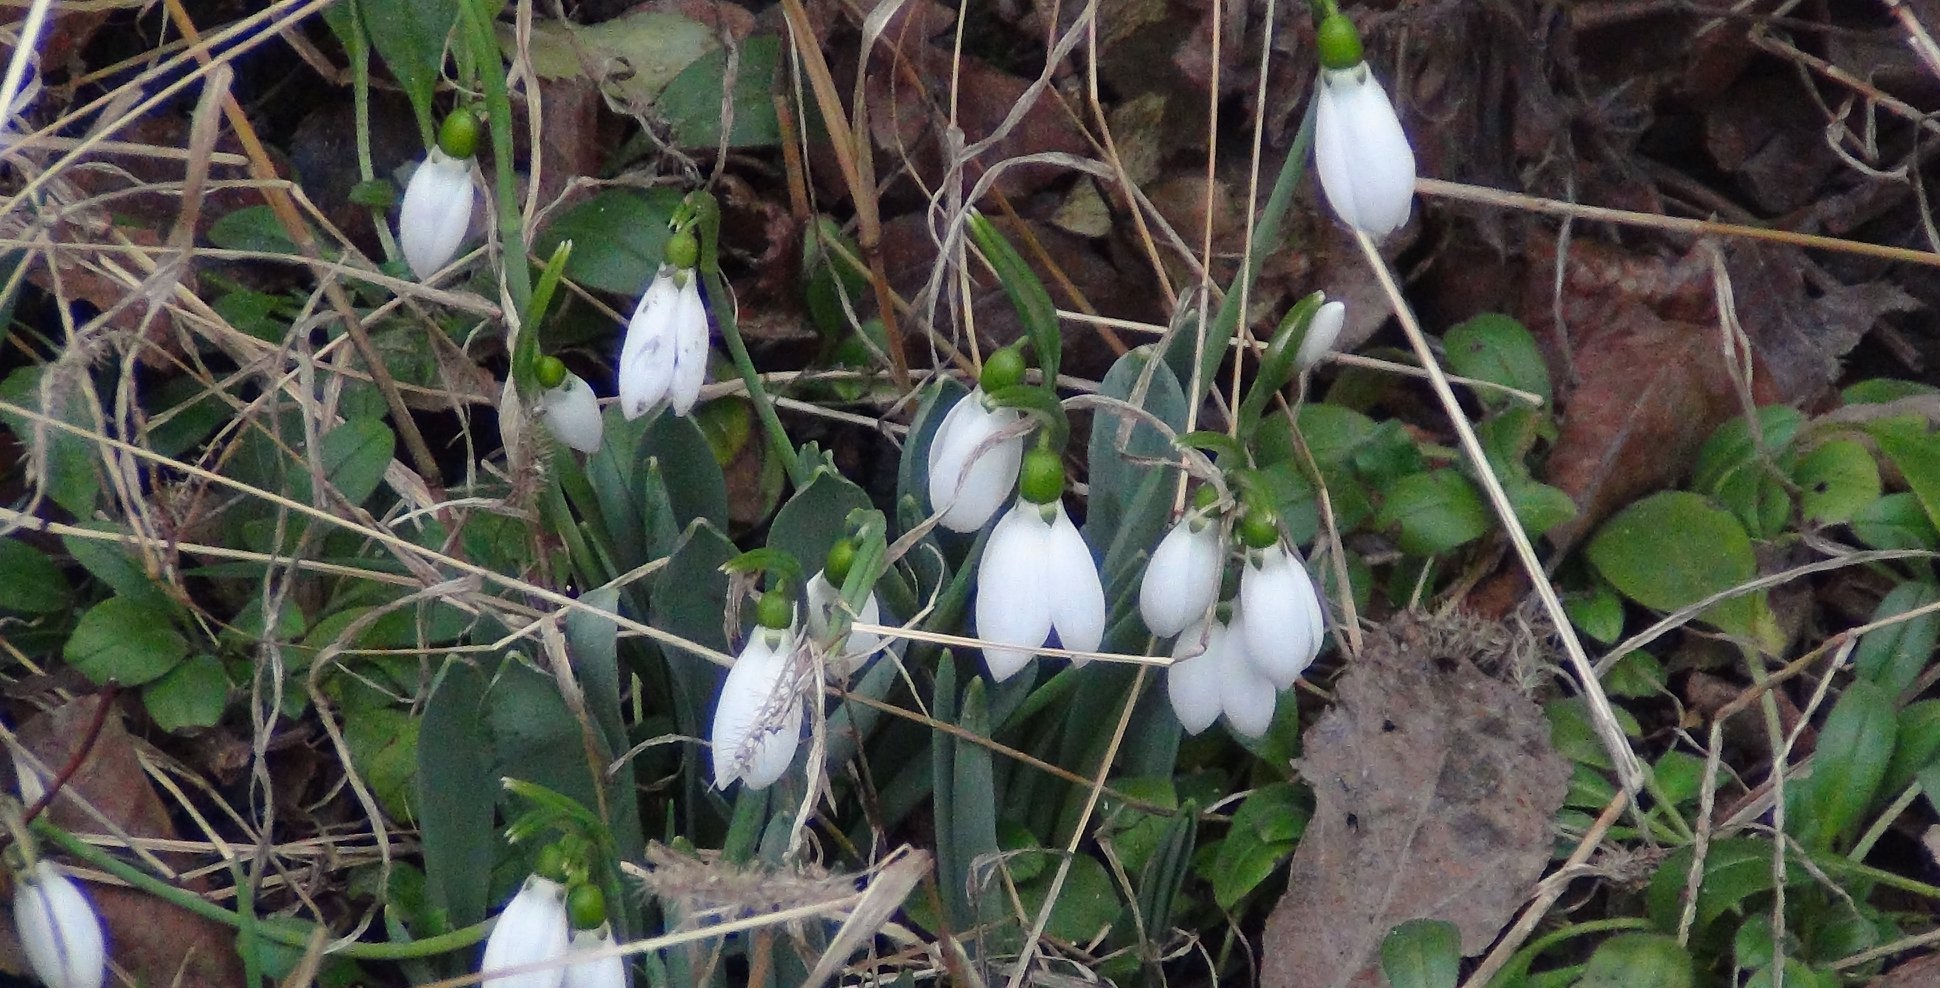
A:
926,388,1025,533
709,625,805,790
975,498,1106,681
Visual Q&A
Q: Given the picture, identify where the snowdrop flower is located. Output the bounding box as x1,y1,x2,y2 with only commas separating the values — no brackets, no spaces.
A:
1219,607,1279,738
13,860,105,988
1312,15,1416,239
1167,618,1230,735
1235,514,1326,688
975,449,1106,681
926,347,1027,533
535,357,604,454
1139,490,1225,638
619,232,709,420
1295,299,1346,370
805,539,882,677
480,875,570,988
710,591,803,790
399,113,480,280
561,926,626,988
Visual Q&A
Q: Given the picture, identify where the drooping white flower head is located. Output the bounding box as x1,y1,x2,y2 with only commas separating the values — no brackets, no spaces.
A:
618,262,709,420
1295,300,1346,371
975,492,1106,682
13,861,105,988
1312,16,1416,239
399,149,477,280
1167,618,1229,735
926,388,1025,533
480,875,571,988
1139,507,1224,639
561,925,627,988
538,371,604,454
710,619,803,790
805,568,882,678
1237,542,1325,689
1218,607,1279,738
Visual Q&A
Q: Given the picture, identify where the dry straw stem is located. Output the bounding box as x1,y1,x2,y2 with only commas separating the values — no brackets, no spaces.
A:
1352,231,1645,793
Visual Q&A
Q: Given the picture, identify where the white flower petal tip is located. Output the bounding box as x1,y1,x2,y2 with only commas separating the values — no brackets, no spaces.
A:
976,500,1103,679
1219,610,1279,738
480,876,571,988
1295,301,1347,371
1167,621,1227,735
925,389,1025,533
1044,502,1106,658
538,374,605,453
1238,545,1325,689
1314,65,1417,239
562,926,628,988
710,627,804,790
398,149,477,280
14,861,106,988
1139,518,1223,638
806,570,884,678
619,268,710,421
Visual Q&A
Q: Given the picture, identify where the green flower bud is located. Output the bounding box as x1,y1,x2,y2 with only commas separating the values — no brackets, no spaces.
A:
979,346,1026,392
566,882,607,931
534,844,570,883
756,588,792,631
1315,14,1364,71
535,355,568,390
825,538,857,585
1018,447,1065,505
665,230,700,271
1191,484,1220,512
436,111,480,159
1238,507,1281,550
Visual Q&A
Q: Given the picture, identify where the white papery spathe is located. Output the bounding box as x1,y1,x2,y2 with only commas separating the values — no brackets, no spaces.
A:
480,876,571,988
1166,619,1228,735
1237,543,1325,689
805,569,882,677
1314,64,1417,239
619,266,709,420
925,389,1024,532
1295,300,1347,370
561,925,627,988
710,625,804,790
14,861,105,988
974,498,1106,681
1139,516,1223,638
538,373,604,454
398,149,477,280
1218,608,1278,738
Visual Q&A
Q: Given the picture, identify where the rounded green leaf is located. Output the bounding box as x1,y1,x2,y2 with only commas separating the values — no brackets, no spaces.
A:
143,655,230,732
1442,313,1551,406
65,596,189,686
1794,439,1880,524
1584,491,1765,641
533,188,685,296
1380,919,1460,988
0,538,69,613
1376,471,1490,557
1575,933,1693,988
1850,492,1939,551
1853,582,1940,697
1564,582,1625,646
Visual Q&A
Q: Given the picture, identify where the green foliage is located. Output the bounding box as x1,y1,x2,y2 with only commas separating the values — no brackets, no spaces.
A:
1381,919,1461,988
1585,491,1776,648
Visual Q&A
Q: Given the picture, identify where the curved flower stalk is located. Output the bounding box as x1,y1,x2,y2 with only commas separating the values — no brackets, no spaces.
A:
710,594,804,790
480,875,571,988
1139,501,1225,638
618,258,709,420
13,861,106,988
1237,541,1326,689
561,926,626,988
535,359,604,454
805,569,882,678
1295,299,1347,371
975,449,1106,681
399,113,481,280
1166,619,1230,735
1312,15,1416,239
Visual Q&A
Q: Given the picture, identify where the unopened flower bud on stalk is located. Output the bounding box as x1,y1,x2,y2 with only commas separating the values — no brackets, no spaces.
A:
1295,300,1346,370
618,231,709,420
974,448,1106,681
1312,15,1417,239
13,860,106,988
398,112,481,280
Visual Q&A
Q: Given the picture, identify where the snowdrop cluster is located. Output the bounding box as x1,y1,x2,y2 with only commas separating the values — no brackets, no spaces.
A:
479,857,626,988
1142,501,1326,737
1310,13,1416,239
398,113,481,280
12,859,106,988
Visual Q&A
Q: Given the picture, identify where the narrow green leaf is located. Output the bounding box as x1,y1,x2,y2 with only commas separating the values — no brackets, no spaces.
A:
1853,582,1940,697
418,660,494,928
1874,419,1940,536
1786,679,1896,850
965,212,1061,382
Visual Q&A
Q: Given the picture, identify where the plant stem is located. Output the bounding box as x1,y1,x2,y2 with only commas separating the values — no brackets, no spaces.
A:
704,269,806,487
458,0,536,385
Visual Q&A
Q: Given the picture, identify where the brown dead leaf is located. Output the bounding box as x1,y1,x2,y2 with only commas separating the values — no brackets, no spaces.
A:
1867,949,1940,988
1260,613,1570,988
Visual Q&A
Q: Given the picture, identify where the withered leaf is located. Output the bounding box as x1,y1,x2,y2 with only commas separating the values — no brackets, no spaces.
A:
1260,615,1571,988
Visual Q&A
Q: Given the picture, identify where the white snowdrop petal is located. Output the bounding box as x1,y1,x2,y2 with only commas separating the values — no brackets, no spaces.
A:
539,374,605,454
1238,545,1316,690
1296,301,1347,370
1290,551,1327,668
1044,503,1106,659
1167,621,1226,735
399,150,476,280
561,926,627,988
481,876,571,988
926,392,1023,532
618,269,682,420
15,862,105,988
1314,66,1417,239
975,503,1054,681
668,275,710,416
1139,519,1223,638
1218,616,1278,739
806,571,884,677
710,629,804,789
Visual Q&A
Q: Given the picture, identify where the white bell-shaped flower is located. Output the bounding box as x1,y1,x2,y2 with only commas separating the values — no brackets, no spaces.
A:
805,569,882,678
13,861,106,988
539,373,604,453
1237,543,1325,689
1219,608,1279,738
619,266,709,420
1139,515,1224,638
480,875,571,988
398,148,477,280
710,624,804,790
975,498,1106,681
1167,618,1229,735
926,389,1025,532
561,925,627,988
1295,300,1347,370
1314,64,1416,239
